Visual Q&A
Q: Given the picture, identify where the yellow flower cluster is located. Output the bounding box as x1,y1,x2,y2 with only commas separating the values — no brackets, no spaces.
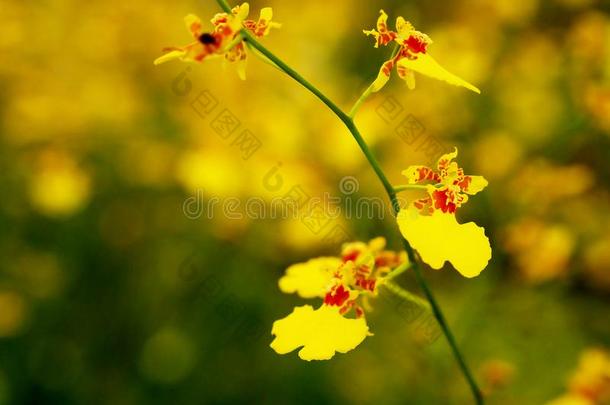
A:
156,5,491,363
154,3,280,79
270,238,407,360
397,148,491,277
364,10,480,93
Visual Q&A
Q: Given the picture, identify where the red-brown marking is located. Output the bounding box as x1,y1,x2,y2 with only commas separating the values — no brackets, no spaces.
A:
405,35,428,54
324,284,350,307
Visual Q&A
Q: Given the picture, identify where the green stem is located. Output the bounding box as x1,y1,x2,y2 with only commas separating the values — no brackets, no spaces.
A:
384,261,412,281
383,280,430,309
224,31,243,51
215,1,484,403
349,83,374,119
394,184,430,192
348,42,400,119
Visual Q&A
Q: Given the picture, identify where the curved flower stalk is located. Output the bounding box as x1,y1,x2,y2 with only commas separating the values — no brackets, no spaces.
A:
396,148,492,277
158,1,487,402
271,238,411,360
363,10,480,93
154,3,280,79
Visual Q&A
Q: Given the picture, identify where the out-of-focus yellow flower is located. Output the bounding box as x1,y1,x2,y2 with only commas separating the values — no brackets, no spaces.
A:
568,349,610,403
396,148,491,277
154,3,280,79
583,237,610,291
479,359,516,396
508,161,594,212
271,237,407,360
175,148,244,196
0,291,28,338
473,132,523,180
29,151,91,218
547,348,610,405
503,219,575,284
546,395,594,405
363,10,480,93
584,85,610,133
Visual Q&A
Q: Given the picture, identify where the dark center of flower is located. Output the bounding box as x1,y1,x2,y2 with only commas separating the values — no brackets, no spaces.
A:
199,33,217,44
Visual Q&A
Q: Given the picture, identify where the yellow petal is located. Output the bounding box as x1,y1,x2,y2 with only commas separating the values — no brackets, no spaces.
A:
362,29,378,42
253,7,281,37
234,2,250,20
397,208,491,277
235,57,247,80
363,10,394,48
436,147,459,170
465,175,488,195
397,54,480,94
403,69,416,90
153,50,187,65
376,9,389,31
368,237,387,252
278,257,340,298
395,16,414,40
184,14,203,37
371,60,393,92
401,165,437,184
259,7,272,22
270,305,370,361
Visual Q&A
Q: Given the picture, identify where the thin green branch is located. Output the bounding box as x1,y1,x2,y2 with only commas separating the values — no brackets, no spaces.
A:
214,1,484,403
383,280,430,309
223,31,243,52
384,261,412,281
349,83,374,119
348,43,401,119
394,184,430,192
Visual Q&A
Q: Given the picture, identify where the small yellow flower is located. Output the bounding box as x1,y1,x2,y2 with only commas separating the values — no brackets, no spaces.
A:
270,237,407,360
154,3,280,79
396,148,491,277
363,10,480,93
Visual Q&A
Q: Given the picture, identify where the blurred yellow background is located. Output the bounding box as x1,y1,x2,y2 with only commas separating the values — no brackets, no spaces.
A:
1,0,609,403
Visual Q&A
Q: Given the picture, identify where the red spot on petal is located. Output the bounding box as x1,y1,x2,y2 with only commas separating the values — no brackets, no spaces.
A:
415,167,441,183
324,284,350,307
455,175,472,192
342,250,360,263
406,35,428,54
432,189,457,214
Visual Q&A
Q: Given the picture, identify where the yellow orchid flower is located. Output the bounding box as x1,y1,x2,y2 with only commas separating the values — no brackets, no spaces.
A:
363,10,480,93
403,148,488,215
270,237,408,360
396,148,491,277
154,3,280,79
